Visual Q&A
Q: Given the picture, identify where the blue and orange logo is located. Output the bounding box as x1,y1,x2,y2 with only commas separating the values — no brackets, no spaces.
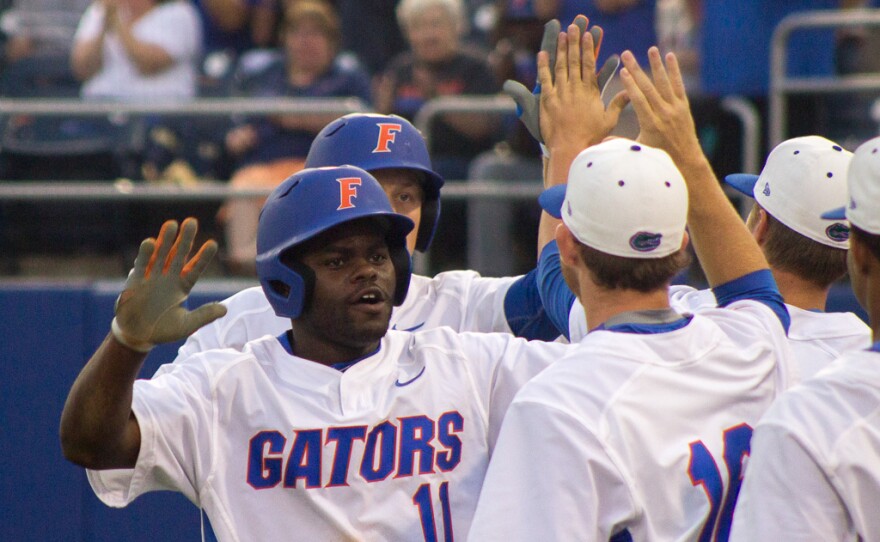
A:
629,231,663,252
825,222,850,243
373,123,402,153
336,177,362,210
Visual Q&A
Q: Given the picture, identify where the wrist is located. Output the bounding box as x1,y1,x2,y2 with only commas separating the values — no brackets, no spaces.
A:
111,318,154,353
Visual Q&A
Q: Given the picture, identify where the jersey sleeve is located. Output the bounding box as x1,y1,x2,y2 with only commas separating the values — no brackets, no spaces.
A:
536,241,577,340
86,355,221,508
503,268,563,341
433,271,519,334
712,269,790,333
729,421,851,542
469,398,635,541
454,332,569,449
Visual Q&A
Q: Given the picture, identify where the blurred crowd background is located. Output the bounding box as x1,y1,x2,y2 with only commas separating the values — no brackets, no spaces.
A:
0,0,878,278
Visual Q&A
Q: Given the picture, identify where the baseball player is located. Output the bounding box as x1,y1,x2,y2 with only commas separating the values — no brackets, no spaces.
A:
729,136,880,541
558,135,871,377
176,112,560,363
60,165,573,541
173,16,618,360
467,40,796,540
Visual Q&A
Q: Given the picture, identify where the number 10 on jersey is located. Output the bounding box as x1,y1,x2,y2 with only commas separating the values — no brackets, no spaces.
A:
688,424,753,542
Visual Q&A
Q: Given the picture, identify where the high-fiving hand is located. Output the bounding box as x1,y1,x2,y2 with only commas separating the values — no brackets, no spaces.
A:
537,19,629,158
503,15,622,151
618,47,703,167
112,218,227,352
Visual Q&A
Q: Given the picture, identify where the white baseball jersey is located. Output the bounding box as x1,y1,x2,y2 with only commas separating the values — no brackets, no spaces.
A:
730,344,880,542
468,299,797,541
88,328,570,541
567,285,871,379
177,271,522,360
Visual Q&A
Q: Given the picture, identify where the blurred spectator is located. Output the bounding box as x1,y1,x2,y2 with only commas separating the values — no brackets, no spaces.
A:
0,0,90,66
219,0,371,274
71,0,203,99
376,0,502,181
375,0,502,272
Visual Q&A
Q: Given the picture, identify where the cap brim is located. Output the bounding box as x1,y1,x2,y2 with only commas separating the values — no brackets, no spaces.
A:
821,206,846,220
723,173,759,197
538,185,566,219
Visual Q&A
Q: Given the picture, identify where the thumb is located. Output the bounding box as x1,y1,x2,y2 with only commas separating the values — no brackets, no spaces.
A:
597,55,621,98
182,303,228,335
606,90,630,120
503,79,536,115
503,79,542,142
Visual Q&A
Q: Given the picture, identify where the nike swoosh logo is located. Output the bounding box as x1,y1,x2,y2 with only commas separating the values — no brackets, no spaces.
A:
395,366,426,387
391,322,425,332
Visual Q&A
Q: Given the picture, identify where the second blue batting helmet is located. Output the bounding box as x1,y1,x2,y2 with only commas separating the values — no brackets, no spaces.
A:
256,165,415,319
305,113,444,252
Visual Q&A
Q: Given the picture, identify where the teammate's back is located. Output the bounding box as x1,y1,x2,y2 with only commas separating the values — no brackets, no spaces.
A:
470,300,793,540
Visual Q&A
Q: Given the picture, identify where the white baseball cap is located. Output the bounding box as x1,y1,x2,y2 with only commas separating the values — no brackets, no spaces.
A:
724,136,852,248
539,138,688,259
822,136,880,235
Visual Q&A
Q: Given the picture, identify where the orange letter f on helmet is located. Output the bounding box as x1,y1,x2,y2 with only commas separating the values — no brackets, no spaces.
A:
337,177,362,209
373,123,402,153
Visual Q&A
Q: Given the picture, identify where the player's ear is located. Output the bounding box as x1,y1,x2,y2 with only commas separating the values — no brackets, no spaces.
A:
679,230,690,252
750,207,770,245
556,224,579,266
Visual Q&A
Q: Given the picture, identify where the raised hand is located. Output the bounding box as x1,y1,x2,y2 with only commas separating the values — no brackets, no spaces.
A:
112,218,227,352
618,47,702,167
503,15,621,151
538,20,629,159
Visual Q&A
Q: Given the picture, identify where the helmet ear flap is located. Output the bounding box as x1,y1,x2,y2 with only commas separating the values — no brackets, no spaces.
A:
416,198,441,252
389,241,412,306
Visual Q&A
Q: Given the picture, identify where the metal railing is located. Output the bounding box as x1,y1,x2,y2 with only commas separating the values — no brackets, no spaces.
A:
770,8,880,146
0,96,369,117
0,91,762,277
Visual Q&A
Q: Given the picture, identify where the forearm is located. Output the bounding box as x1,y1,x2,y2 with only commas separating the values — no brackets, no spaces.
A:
60,334,144,470
677,154,768,286
537,147,578,251
71,36,105,81
116,23,174,75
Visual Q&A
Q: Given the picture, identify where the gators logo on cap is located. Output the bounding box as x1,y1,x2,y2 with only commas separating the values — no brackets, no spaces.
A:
629,231,663,252
825,222,850,243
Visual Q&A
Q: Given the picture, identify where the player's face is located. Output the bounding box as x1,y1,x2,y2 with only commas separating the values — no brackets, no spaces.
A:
373,168,424,253
291,219,397,364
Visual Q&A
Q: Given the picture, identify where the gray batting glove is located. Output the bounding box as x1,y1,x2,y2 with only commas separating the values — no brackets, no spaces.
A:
503,18,620,148
111,218,227,352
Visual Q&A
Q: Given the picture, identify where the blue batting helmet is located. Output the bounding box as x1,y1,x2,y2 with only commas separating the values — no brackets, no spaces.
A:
305,113,444,252
256,165,415,319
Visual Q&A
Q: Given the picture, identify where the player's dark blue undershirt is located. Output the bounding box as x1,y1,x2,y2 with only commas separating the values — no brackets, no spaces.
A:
537,241,791,340
277,331,380,372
